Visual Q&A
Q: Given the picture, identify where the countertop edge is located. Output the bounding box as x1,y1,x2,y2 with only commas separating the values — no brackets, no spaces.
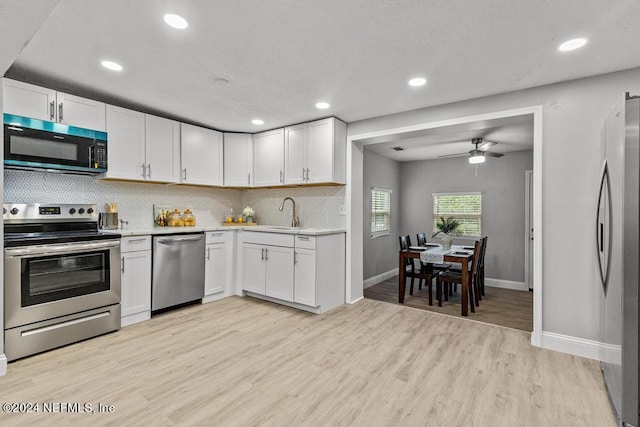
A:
110,226,346,237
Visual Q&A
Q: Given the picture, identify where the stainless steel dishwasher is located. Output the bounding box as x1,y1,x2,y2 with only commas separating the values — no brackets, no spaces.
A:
152,233,205,311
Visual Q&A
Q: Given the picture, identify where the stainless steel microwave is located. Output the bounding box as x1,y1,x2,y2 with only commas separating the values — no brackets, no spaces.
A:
3,113,107,175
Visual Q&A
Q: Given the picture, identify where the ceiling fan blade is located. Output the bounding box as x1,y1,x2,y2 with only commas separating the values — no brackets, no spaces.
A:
484,151,504,158
437,152,470,159
477,140,497,151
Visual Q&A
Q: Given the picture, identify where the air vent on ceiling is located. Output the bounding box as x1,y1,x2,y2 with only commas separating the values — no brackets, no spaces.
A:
392,146,405,151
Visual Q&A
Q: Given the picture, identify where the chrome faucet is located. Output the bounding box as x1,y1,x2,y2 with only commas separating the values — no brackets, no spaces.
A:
279,197,300,227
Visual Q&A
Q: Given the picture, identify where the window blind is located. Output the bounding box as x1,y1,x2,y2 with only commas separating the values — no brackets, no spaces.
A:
433,192,482,236
371,188,391,237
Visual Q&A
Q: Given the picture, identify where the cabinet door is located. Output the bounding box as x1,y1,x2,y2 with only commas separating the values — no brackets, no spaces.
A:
284,123,307,185
205,243,226,295
294,248,317,306
57,92,106,131
181,123,223,186
2,78,56,122
253,129,284,187
121,250,152,317
242,243,266,294
224,133,252,186
265,245,294,302
104,105,146,180
307,118,335,183
145,114,180,183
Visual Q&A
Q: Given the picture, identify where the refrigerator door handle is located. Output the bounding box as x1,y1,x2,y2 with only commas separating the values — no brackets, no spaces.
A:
596,159,612,293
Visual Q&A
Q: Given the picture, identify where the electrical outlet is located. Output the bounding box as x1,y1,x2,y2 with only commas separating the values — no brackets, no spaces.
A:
338,205,347,216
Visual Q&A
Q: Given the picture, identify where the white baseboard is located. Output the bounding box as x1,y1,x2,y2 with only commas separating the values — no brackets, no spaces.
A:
363,269,397,288
347,296,364,304
541,331,621,362
0,354,7,376
202,293,227,304
121,311,151,327
485,277,528,292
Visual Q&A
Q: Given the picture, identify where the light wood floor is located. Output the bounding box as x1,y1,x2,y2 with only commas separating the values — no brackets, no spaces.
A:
365,277,534,332
0,297,613,426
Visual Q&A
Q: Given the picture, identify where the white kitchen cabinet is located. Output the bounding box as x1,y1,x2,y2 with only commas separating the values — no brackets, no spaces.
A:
205,243,227,295
120,236,152,327
242,243,267,294
284,117,346,185
3,78,106,131
104,105,146,180
253,128,285,187
145,114,180,183
224,133,253,187
181,123,223,186
264,246,295,301
293,247,316,306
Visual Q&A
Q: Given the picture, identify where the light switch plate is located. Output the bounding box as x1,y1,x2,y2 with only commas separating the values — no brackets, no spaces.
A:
338,205,347,216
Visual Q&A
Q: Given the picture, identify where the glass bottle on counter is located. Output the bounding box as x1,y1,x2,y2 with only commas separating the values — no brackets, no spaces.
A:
183,209,196,226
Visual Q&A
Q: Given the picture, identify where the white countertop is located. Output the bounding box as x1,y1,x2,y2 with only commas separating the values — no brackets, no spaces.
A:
111,225,345,237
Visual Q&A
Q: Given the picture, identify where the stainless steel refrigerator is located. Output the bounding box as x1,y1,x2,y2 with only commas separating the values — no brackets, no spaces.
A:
597,93,639,426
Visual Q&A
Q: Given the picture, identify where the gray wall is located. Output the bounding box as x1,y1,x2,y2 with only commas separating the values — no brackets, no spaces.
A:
399,150,533,282
363,149,401,280
349,67,640,342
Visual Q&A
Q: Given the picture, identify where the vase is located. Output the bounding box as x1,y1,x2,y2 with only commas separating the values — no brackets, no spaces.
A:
441,234,453,250
245,216,254,223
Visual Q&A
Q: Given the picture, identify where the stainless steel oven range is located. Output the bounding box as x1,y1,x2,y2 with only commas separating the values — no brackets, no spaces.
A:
3,203,121,361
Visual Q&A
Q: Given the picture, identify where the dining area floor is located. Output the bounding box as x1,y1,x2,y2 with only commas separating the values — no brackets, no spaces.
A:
364,277,533,332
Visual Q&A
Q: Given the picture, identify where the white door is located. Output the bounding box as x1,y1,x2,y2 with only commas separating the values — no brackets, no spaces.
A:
205,243,226,295
253,129,284,186
104,105,146,181
525,170,534,290
181,123,223,186
3,78,56,122
307,118,334,183
57,92,106,131
224,133,252,186
284,123,307,185
294,248,317,306
145,114,180,183
242,243,266,294
265,246,294,302
121,250,152,317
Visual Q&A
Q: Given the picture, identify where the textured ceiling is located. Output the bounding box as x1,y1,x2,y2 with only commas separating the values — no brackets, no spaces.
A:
5,0,640,133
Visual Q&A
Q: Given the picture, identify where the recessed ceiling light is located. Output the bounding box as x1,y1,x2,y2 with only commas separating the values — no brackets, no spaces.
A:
315,102,330,109
252,119,264,125
558,38,587,52
408,77,427,87
164,13,188,29
101,60,122,71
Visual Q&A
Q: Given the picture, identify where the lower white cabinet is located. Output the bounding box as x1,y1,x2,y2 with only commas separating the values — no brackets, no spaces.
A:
120,236,152,327
242,242,294,302
203,230,235,303
293,248,316,306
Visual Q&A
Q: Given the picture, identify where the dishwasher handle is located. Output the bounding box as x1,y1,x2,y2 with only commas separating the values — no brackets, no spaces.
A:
156,235,204,244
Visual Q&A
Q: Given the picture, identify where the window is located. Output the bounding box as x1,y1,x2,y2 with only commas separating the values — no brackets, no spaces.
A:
371,188,391,238
433,192,482,237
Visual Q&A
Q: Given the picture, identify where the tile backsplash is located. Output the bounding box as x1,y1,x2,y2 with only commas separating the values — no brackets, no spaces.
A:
4,170,346,230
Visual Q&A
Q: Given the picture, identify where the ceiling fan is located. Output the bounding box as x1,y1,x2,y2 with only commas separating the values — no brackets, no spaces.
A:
438,137,504,164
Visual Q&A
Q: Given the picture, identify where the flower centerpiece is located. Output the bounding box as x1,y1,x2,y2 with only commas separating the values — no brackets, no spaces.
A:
242,206,255,223
433,216,461,250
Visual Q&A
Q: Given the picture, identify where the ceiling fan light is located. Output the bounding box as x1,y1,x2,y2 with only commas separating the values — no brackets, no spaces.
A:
469,152,485,164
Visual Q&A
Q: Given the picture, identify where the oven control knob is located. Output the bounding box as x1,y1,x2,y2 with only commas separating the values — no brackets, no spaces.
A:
78,208,85,214
69,208,76,214
10,208,18,215
87,208,94,214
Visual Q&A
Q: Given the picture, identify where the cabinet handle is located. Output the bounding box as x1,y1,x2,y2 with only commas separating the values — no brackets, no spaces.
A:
207,247,211,260
183,168,187,181
49,101,55,120
279,171,284,183
141,163,146,179
302,168,305,181
209,232,223,237
248,172,251,185
147,164,151,179
265,247,269,261
297,236,310,241
127,238,147,243
261,247,265,261
121,256,125,273
306,168,310,181
58,103,63,122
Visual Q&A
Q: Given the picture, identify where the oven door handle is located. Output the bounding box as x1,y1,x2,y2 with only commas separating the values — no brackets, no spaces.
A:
5,240,121,256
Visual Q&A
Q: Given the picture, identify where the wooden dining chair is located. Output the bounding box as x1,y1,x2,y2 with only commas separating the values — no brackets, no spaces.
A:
436,239,482,314
478,236,488,298
399,235,435,303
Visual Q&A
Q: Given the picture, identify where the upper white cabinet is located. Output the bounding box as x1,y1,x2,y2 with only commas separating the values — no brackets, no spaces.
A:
104,106,180,183
181,123,223,186
104,105,146,181
253,128,285,187
284,117,346,185
224,133,253,187
3,78,106,131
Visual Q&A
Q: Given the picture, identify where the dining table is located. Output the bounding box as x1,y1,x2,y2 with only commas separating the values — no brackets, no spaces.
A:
398,244,475,316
